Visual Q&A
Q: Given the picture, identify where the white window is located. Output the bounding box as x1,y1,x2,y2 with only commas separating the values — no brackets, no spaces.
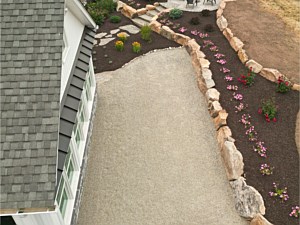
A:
62,30,69,63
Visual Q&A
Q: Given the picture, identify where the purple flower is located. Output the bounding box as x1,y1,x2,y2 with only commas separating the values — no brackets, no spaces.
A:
191,30,198,35
178,27,187,33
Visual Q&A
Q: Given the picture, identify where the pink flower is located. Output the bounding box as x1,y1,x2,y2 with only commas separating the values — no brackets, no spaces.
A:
190,30,198,35
178,27,187,33
273,118,277,122
258,108,262,114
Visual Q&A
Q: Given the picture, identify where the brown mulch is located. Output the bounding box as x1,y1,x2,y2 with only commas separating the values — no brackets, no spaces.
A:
93,8,299,225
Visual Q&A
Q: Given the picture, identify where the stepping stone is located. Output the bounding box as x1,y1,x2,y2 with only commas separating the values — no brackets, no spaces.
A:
132,18,149,27
95,32,107,39
119,24,140,34
105,34,113,38
99,37,115,46
139,14,153,22
110,29,120,34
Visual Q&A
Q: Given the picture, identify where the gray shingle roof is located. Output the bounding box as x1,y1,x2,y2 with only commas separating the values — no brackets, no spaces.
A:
0,0,65,210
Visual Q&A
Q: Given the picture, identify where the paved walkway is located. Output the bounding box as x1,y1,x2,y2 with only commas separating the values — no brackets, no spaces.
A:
77,48,248,225
161,0,220,12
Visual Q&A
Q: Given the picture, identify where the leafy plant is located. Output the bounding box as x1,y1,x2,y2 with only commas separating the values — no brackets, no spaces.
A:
238,67,256,87
86,0,117,25
190,17,200,25
109,15,121,23
276,76,292,93
115,41,124,51
140,25,152,42
201,9,210,17
204,24,214,32
169,8,183,19
88,10,105,25
132,42,141,53
117,32,128,42
269,182,289,202
258,98,278,122
260,164,274,175
253,141,267,157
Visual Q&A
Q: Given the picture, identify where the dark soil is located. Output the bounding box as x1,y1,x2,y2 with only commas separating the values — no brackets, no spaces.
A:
93,8,300,225
94,11,179,73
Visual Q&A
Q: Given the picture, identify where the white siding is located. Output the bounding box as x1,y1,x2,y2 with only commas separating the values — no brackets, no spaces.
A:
60,7,85,101
12,211,64,225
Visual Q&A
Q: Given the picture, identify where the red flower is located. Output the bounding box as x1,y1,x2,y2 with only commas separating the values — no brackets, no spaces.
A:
258,108,262,114
265,114,269,118
273,118,277,122
285,81,289,86
266,118,270,122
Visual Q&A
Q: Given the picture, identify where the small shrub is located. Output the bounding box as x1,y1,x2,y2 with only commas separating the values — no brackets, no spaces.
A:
169,8,183,19
89,10,105,25
117,32,128,42
238,67,256,87
86,0,117,25
115,41,124,51
201,9,210,17
276,76,292,93
109,15,121,23
258,98,278,122
189,17,200,25
132,42,141,53
140,25,152,42
204,24,214,32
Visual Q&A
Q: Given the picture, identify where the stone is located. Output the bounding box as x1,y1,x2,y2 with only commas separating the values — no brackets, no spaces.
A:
199,58,210,69
119,24,140,34
221,141,244,180
216,8,223,18
93,40,97,45
121,4,137,18
95,32,107,39
136,8,147,16
117,0,125,11
105,34,113,38
219,0,226,9
246,59,263,73
230,37,244,52
172,33,191,46
151,15,159,21
204,78,215,89
110,29,120,35
202,68,212,80
208,101,222,118
197,77,207,95
292,84,300,91
259,68,282,83
230,177,266,219
222,28,233,42
99,37,115,46
149,20,162,33
250,214,273,225
185,39,200,55
216,16,228,31
154,2,160,6
160,25,175,40
205,88,220,102
213,110,228,130
146,4,156,10
216,126,232,149
238,49,249,64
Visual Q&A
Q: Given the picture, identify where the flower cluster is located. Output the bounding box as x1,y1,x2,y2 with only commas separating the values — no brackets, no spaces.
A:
260,163,273,175
214,53,225,59
199,32,209,38
289,206,300,218
224,75,233,82
132,41,141,53
209,46,218,52
217,59,226,65
245,125,257,141
178,26,187,33
227,85,238,91
115,40,124,51
258,98,278,121
253,141,267,157
233,93,243,101
220,67,230,73
235,102,248,113
269,182,289,202
276,76,292,93
117,32,127,42
239,113,251,127
203,40,214,47
238,67,256,87
191,30,198,36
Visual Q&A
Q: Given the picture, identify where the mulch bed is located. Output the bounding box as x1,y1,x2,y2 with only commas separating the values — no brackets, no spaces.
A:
93,8,299,225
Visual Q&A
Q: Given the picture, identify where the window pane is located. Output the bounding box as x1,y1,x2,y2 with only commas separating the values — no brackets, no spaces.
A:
67,161,74,183
56,179,64,203
59,190,68,217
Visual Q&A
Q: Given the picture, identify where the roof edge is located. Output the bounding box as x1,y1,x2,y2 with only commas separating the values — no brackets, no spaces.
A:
66,0,97,29
0,206,55,216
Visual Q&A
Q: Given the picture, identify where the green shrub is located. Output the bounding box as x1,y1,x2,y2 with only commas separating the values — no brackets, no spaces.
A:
201,9,210,17
169,8,183,19
109,15,121,23
86,0,117,25
189,17,200,25
140,25,152,42
89,10,105,25
204,24,214,32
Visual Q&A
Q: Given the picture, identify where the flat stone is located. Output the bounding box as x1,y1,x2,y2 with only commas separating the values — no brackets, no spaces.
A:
238,49,249,64
205,88,220,102
95,32,107,39
93,40,97,45
246,59,263,73
223,28,233,42
204,78,215,89
259,68,282,82
208,101,222,118
146,4,156,10
250,214,274,225
217,16,228,31
119,24,140,34
230,37,244,52
105,34,113,38
99,37,115,46
137,8,147,16
172,33,191,46
221,141,244,180
199,58,210,69
213,110,228,130
110,29,120,35
230,177,266,219
202,68,212,80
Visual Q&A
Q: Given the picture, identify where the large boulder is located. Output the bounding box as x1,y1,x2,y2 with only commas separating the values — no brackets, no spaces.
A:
121,4,137,18
172,33,191,46
149,20,162,34
259,68,282,83
160,25,175,40
221,141,244,180
246,59,263,73
230,177,266,219
250,214,273,225
185,39,200,55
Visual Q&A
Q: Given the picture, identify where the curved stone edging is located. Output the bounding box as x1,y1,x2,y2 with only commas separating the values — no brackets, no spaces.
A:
216,0,300,91
119,2,269,224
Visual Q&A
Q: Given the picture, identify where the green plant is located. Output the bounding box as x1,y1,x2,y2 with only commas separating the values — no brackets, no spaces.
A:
140,25,152,42
117,32,128,42
169,8,183,19
204,24,214,32
86,0,117,25
238,67,256,86
109,15,121,23
201,9,210,17
132,42,141,53
115,40,124,51
189,17,200,25
269,182,289,202
276,76,292,93
258,98,278,122
88,10,105,25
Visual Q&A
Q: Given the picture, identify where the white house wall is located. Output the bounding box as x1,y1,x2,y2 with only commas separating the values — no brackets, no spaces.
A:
12,211,64,225
60,7,85,101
